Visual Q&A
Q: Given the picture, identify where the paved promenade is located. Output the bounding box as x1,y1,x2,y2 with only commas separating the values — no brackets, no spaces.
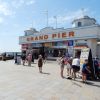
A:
0,60,100,100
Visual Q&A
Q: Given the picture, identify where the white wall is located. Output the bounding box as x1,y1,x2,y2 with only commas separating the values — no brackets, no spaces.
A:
97,44,100,59
87,39,97,58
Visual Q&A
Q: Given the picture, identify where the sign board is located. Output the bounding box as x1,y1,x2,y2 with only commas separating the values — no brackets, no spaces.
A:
68,40,74,46
68,46,74,57
80,48,90,68
80,48,95,79
32,43,42,47
19,31,75,44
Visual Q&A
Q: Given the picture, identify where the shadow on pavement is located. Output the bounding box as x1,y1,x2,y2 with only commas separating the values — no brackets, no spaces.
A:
92,80,100,82
61,77,82,87
41,72,50,75
22,65,35,67
32,63,37,64
71,79,100,88
72,82,82,87
85,81,100,88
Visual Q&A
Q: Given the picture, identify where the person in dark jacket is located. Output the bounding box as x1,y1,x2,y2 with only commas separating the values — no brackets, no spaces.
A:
21,51,26,65
94,58,100,79
82,59,91,83
31,49,35,63
38,55,43,73
15,53,17,64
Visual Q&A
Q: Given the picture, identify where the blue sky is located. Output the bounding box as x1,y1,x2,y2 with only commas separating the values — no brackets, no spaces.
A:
0,0,100,52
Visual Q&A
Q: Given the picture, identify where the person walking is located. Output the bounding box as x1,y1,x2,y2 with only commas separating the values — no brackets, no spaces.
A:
65,57,72,77
27,53,32,66
60,55,65,78
72,56,80,80
31,49,35,63
82,59,91,83
14,53,17,64
93,57,100,79
21,51,26,66
38,55,43,73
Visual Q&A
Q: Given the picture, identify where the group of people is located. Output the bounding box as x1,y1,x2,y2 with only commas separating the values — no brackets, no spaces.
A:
14,50,44,73
14,49,100,82
58,55,93,83
15,51,34,66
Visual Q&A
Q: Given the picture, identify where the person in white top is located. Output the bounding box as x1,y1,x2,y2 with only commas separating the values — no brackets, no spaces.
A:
72,58,80,67
72,57,80,80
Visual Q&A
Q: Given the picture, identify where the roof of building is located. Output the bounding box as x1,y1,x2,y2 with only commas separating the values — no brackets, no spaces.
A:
72,15,96,24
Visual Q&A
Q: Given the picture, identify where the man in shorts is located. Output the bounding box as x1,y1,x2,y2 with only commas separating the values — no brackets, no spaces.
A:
72,56,80,80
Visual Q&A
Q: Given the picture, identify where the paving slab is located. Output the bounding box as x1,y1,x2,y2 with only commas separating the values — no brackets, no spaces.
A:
0,60,100,100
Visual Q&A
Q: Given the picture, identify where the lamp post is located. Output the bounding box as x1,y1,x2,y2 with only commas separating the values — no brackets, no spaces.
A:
81,8,85,17
54,16,57,28
44,10,48,27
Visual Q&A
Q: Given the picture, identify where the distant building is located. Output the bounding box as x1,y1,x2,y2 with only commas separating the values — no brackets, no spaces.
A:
19,15,100,58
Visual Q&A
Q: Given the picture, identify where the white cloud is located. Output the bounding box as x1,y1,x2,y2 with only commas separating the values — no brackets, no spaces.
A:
49,8,89,25
26,0,35,5
11,0,35,8
0,0,35,24
11,0,24,8
0,0,35,16
0,1,16,25
0,1,13,16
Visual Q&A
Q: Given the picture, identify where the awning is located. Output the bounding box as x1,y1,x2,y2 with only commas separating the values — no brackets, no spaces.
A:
74,45,88,49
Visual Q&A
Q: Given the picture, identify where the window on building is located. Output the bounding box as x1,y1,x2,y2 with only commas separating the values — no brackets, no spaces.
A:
25,32,27,36
78,22,82,27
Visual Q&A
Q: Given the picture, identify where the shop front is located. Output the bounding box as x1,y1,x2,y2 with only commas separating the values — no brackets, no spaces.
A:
19,31,75,57
74,40,89,57
43,41,73,57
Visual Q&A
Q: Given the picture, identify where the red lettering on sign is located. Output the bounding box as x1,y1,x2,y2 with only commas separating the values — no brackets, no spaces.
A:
52,34,57,38
44,35,48,40
69,31,74,37
27,38,30,41
35,36,38,40
58,33,60,38
31,37,34,41
62,32,67,38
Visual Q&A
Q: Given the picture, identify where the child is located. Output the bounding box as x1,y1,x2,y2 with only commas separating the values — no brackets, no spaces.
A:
82,59,91,83
38,55,43,73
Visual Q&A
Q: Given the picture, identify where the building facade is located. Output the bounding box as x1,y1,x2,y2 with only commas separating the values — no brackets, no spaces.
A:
19,16,100,58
